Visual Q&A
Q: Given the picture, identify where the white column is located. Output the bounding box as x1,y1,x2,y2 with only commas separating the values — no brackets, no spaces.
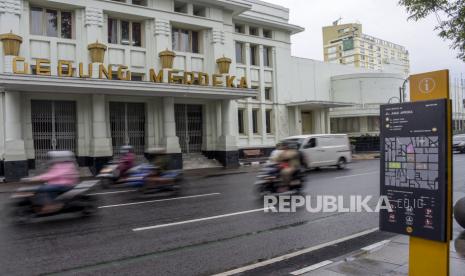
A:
294,106,302,135
217,99,238,151
325,110,331,134
4,91,26,161
359,116,368,134
85,7,104,77
0,0,21,73
162,97,181,153
90,94,112,157
154,18,172,69
85,7,104,43
0,0,21,34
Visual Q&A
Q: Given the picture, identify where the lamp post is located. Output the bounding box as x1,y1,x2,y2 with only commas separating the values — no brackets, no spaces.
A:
399,76,410,103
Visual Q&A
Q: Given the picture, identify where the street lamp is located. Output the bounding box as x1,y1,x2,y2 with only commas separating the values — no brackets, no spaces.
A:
399,77,410,103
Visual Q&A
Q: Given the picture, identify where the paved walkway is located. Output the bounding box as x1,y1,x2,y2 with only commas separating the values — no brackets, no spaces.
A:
299,235,465,276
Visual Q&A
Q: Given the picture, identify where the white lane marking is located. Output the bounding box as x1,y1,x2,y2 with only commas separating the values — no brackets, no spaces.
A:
290,260,334,275
98,193,221,209
361,240,390,252
334,172,378,179
133,207,270,232
88,189,137,196
212,227,379,276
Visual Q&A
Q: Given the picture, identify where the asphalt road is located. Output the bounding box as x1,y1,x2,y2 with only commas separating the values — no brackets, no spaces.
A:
1,155,464,276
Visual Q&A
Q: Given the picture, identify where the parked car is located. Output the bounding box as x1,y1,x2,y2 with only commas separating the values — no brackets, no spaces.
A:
453,134,465,153
282,134,352,169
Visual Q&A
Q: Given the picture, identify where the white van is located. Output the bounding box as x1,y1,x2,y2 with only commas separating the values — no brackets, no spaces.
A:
282,134,352,169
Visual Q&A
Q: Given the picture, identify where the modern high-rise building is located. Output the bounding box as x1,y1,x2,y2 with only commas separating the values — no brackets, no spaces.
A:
322,22,410,75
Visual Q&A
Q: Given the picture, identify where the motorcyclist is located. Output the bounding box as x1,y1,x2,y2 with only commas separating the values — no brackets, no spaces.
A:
275,141,302,187
269,142,284,163
118,145,136,176
29,151,79,214
147,147,177,184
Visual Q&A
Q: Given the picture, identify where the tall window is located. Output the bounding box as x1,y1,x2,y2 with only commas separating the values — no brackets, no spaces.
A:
249,26,258,36
238,109,245,134
263,46,272,67
193,5,206,17
30,7,73,39
250,45,258,66
172,28,199,53
132,0,147,6
265,110,272,134
108,18,142,46
263,29,272,38
235,42,244,64
264,87,272,101
174,1,188,13
235,24,245,33
252,109,259,134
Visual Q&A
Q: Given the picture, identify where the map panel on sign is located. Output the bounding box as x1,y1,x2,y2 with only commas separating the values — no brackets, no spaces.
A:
384,136,439,190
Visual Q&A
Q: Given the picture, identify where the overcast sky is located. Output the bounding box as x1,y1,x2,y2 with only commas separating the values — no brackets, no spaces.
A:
264,0,464,78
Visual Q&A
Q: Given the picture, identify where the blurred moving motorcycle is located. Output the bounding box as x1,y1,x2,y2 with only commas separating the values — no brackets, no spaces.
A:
8,151,99,223
9,180,99,223
97,145,135,188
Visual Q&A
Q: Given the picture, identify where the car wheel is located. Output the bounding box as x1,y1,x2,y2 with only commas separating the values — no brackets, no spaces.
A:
337,157,347,170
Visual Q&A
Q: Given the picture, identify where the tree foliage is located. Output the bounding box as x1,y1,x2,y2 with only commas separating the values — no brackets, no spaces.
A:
399,0,465,61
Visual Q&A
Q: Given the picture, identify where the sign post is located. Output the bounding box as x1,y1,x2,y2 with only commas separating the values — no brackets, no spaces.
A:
379,70,452,276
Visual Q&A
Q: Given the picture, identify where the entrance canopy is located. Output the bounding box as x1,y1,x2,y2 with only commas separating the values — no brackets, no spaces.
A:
0,74,257,100
287,100,355,110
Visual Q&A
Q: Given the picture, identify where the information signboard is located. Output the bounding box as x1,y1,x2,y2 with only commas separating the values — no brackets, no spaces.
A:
379,99,449,242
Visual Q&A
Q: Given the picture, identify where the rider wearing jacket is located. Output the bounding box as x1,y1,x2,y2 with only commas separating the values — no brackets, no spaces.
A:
275,141,302,187
118,145,136,176
30,151,79,214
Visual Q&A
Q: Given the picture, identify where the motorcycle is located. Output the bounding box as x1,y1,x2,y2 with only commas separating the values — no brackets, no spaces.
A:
121,164,184,195
97,161,122,188
254,162,305,196
9,180,99,223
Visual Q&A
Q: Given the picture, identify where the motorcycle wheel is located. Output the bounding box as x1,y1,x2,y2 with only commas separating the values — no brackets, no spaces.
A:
11,206,33,224
100,178,113,189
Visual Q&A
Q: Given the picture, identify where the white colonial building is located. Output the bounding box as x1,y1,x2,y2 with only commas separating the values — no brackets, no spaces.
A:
0,0,405,181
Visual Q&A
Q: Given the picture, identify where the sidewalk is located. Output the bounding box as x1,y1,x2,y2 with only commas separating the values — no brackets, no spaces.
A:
300,235,465,276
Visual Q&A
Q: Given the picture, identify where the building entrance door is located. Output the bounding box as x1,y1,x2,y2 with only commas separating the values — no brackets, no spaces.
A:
109,102,146,157
31,100,77,167
174,104,203,153
302,111,313,134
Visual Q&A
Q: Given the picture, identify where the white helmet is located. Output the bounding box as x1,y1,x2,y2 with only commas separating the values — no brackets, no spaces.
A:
47,151,76,163
120,145,134,154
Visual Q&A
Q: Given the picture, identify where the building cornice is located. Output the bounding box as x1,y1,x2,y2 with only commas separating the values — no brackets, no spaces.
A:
0,74,257,100
235,14,304,34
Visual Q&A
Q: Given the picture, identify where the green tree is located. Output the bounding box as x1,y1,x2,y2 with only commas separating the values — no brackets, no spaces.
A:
398,0,465,61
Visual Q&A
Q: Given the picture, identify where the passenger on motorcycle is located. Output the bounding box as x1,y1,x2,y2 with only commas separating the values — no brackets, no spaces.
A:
275,141,302,187
118,145,136,176
29,151,79,214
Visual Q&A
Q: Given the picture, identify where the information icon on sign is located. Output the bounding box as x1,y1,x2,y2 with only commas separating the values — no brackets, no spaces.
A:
419,78,436,94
